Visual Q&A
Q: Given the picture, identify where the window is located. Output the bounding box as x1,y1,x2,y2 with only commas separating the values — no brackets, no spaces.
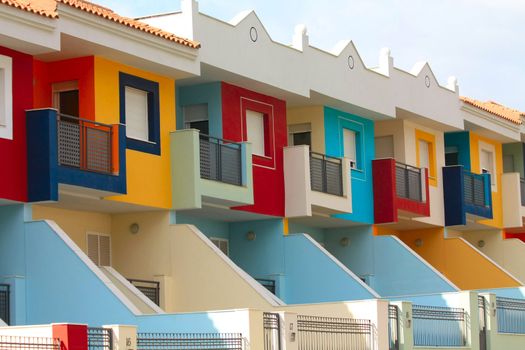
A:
0,54,13,140
445,147,459,166
480,148,495,186
375,135,394,159
415,129,437,186
343,129,357,169
52,81,79,119
246,110,266,156
288,123,312,147
86,232,111,267
119,72,160,155
184,103,209,135
210,237,229,256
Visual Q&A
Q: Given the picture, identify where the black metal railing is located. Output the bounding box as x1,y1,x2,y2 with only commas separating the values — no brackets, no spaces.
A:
57,114,113,175
256,279,276,295
297,315,374,350
479,296,487,350
496,296,525,334
128,279,160,306
0,335,60,349
137,332,243,350
263,313,281,350
463,170,487,207
199,134,242,186
88,327,112,350
412,304,466,347
395,162,423,202
0,284,9,325
520,178,525,206
388,305,400,350
310,152,343,196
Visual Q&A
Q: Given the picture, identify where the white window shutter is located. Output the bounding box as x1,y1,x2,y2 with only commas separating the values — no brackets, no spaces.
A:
125,86,149,141
418,140,430,170
246,110,265,156
343,129,356,162
87,233,99,266
99,235,111,267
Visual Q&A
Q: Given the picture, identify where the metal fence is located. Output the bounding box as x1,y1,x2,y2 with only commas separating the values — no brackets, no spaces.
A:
479,296,487,350
388,305,400,350
256,279,276,294
0,284,9,325
297,315,374,350
463,170,487,207
263,313,281,350
395,162,423,201
310,152,343,196
496,296,525,334
200,134,242,186
88,327,112,350
137,332,243,350
128,279,160,306
520,178,525,206
57,114,113,174
412,304,466,347
0,335,60,349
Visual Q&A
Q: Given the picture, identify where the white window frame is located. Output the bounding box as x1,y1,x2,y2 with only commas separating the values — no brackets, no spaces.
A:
0,54,13,140
246,110,266,156
210,237,229,256
86,231,112,267
124,86,150,142
479,141,497,191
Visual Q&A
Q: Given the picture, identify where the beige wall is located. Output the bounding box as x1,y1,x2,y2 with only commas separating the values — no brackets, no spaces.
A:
286,106,325,154
375,119,405,163
32,205,112,253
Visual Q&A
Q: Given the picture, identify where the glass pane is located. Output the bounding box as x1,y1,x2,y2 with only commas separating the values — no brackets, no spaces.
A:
292,131,311,146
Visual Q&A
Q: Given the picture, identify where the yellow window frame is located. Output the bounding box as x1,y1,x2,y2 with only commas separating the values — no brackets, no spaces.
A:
415,129,437,187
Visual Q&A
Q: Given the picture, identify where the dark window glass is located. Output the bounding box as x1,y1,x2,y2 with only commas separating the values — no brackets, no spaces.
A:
445,152,459,166
189,120,209,135
59,90,79,122
293,131,311,147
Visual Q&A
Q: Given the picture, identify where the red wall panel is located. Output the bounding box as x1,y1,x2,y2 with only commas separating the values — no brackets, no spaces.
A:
221,82,287,217
0,46,33,202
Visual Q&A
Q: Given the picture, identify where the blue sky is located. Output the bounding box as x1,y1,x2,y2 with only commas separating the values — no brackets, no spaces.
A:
96,0,524,111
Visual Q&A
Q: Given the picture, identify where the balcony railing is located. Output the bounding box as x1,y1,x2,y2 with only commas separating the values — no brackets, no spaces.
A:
496,296,525,334
0,284,9,325
128,279,160,306
395,162,423,202
310,152,343,196
57,114,113,175
200,134,242,186
521,178,525,207
463,170,488,208
412,304,466,347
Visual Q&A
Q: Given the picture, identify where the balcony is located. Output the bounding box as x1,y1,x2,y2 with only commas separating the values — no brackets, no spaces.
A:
27,108,126,202
171,129,253,210
443,165,492,226
284,145,352,218
373,158,430,224
502,173,525,230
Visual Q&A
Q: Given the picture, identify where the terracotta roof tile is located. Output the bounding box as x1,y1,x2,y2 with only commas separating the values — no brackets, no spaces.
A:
0,0,57,18
461,96,524,125
58,0,199,48
1,0,200,49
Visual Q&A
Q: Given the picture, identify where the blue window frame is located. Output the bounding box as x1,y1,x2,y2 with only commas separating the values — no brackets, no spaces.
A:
119,72,160,155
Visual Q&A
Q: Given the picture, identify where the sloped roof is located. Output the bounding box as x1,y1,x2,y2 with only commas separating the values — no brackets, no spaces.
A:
0,0,200,48
461,96,524,125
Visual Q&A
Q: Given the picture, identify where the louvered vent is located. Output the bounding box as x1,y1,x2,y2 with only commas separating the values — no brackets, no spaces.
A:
86,232,111,266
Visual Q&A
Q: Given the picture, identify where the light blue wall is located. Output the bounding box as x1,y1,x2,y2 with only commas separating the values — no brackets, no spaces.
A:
324,106,375,224
176,82,223,138
324,226,457,297
175,213,230,240
288,222,325,243
479,287,525,299
283,234,377,303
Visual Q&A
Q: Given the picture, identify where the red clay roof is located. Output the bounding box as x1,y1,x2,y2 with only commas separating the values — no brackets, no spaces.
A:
1,0,200,48
461,96,524,125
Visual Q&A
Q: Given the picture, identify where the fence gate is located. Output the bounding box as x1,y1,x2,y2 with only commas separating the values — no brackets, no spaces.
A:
297,315,373,350
88,327,112,350
478,296,487,350
263,312,281,350
388,305,400,350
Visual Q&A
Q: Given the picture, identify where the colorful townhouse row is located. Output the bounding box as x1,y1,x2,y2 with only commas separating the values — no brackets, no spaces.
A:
1,0,525,349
